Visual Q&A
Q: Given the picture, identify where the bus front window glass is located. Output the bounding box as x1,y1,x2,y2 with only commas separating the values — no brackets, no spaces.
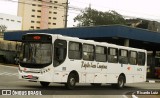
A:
21,43,52,64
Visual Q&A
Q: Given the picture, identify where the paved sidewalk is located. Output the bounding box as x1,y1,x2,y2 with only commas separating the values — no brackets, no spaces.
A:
146,78,160,83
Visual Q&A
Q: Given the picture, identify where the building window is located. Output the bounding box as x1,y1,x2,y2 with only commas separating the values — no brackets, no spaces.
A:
17,21,21,23
49,11,52,13
49,6,52,8
0,18,3,20
38,5,42,7
11,20,15,22
54,6,58,9
53,17,57,20
30,26,34,29
48,22,51,24
31,21,35,23
37,10,41,12
37,16,41,18
32,4,36,6
53,12,57,14
6,19,9,21
49,17,51,19
54,1,58,3
31,15,35,17
32,9,35,12
53,23,56,25
36,27,40,29
37,21,40,23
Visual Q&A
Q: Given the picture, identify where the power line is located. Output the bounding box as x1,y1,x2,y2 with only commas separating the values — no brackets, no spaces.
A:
70,0,160,20
2,0,160,19
0,1,81,14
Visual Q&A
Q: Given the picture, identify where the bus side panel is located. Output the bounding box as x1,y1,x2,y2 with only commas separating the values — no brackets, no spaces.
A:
106,74,118,83
106,63,122,83
86,73,94,83
123,65,134,83
53,71,62,82
134,66,146,82
93,73,107,83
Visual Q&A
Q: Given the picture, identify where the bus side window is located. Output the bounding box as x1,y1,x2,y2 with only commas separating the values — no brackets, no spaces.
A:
95,46,107,62
129,51,137,65
68,42,82,59
83,44,94,61
138,52,146,66
119,49,128,64
108,47,118,63
53,39,67,67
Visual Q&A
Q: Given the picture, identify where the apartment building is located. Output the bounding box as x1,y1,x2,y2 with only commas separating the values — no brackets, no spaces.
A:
18,0,67,30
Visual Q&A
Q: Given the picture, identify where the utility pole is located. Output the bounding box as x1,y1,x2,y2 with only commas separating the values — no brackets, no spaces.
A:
64,0,69,28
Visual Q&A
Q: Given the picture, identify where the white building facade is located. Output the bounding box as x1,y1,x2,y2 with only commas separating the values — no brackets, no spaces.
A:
0,13,22,64
0,13,22,31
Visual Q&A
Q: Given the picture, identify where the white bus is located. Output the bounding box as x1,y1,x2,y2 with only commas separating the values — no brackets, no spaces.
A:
18,33,147,89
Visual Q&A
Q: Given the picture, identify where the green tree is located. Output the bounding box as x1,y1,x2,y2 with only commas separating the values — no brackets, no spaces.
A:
74,7,126,27
0,25,7,32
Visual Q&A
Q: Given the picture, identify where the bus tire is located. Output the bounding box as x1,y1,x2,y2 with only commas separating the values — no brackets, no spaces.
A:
116,75,125,89
65,73,76,90
40,81,50,87
91,83,101,86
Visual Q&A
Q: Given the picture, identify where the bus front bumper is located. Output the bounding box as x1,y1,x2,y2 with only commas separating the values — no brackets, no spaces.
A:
18,70,53,82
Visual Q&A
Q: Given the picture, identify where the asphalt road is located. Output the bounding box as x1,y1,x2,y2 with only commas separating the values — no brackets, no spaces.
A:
0,64,160,98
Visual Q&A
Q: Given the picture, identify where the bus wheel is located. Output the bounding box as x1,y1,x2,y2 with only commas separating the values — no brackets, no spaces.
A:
117,75,125,89
40,81,50,87
91,83,101,86
65,74,76,90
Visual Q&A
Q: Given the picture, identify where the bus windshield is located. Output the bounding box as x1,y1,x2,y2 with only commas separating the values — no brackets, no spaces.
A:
20,43,52,64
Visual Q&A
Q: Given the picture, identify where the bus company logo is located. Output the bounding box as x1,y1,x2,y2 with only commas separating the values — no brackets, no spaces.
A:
81,61,107,69
2,90,11,95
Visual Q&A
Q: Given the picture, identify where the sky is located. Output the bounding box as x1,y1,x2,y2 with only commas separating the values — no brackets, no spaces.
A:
0,0,160,27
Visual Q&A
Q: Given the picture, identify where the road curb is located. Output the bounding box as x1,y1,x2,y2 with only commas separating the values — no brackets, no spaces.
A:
146,80,160,83
0,63,18,67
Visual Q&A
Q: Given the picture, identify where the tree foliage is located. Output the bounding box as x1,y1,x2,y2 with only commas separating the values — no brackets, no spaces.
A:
0,25,7,32
74,7,126,27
